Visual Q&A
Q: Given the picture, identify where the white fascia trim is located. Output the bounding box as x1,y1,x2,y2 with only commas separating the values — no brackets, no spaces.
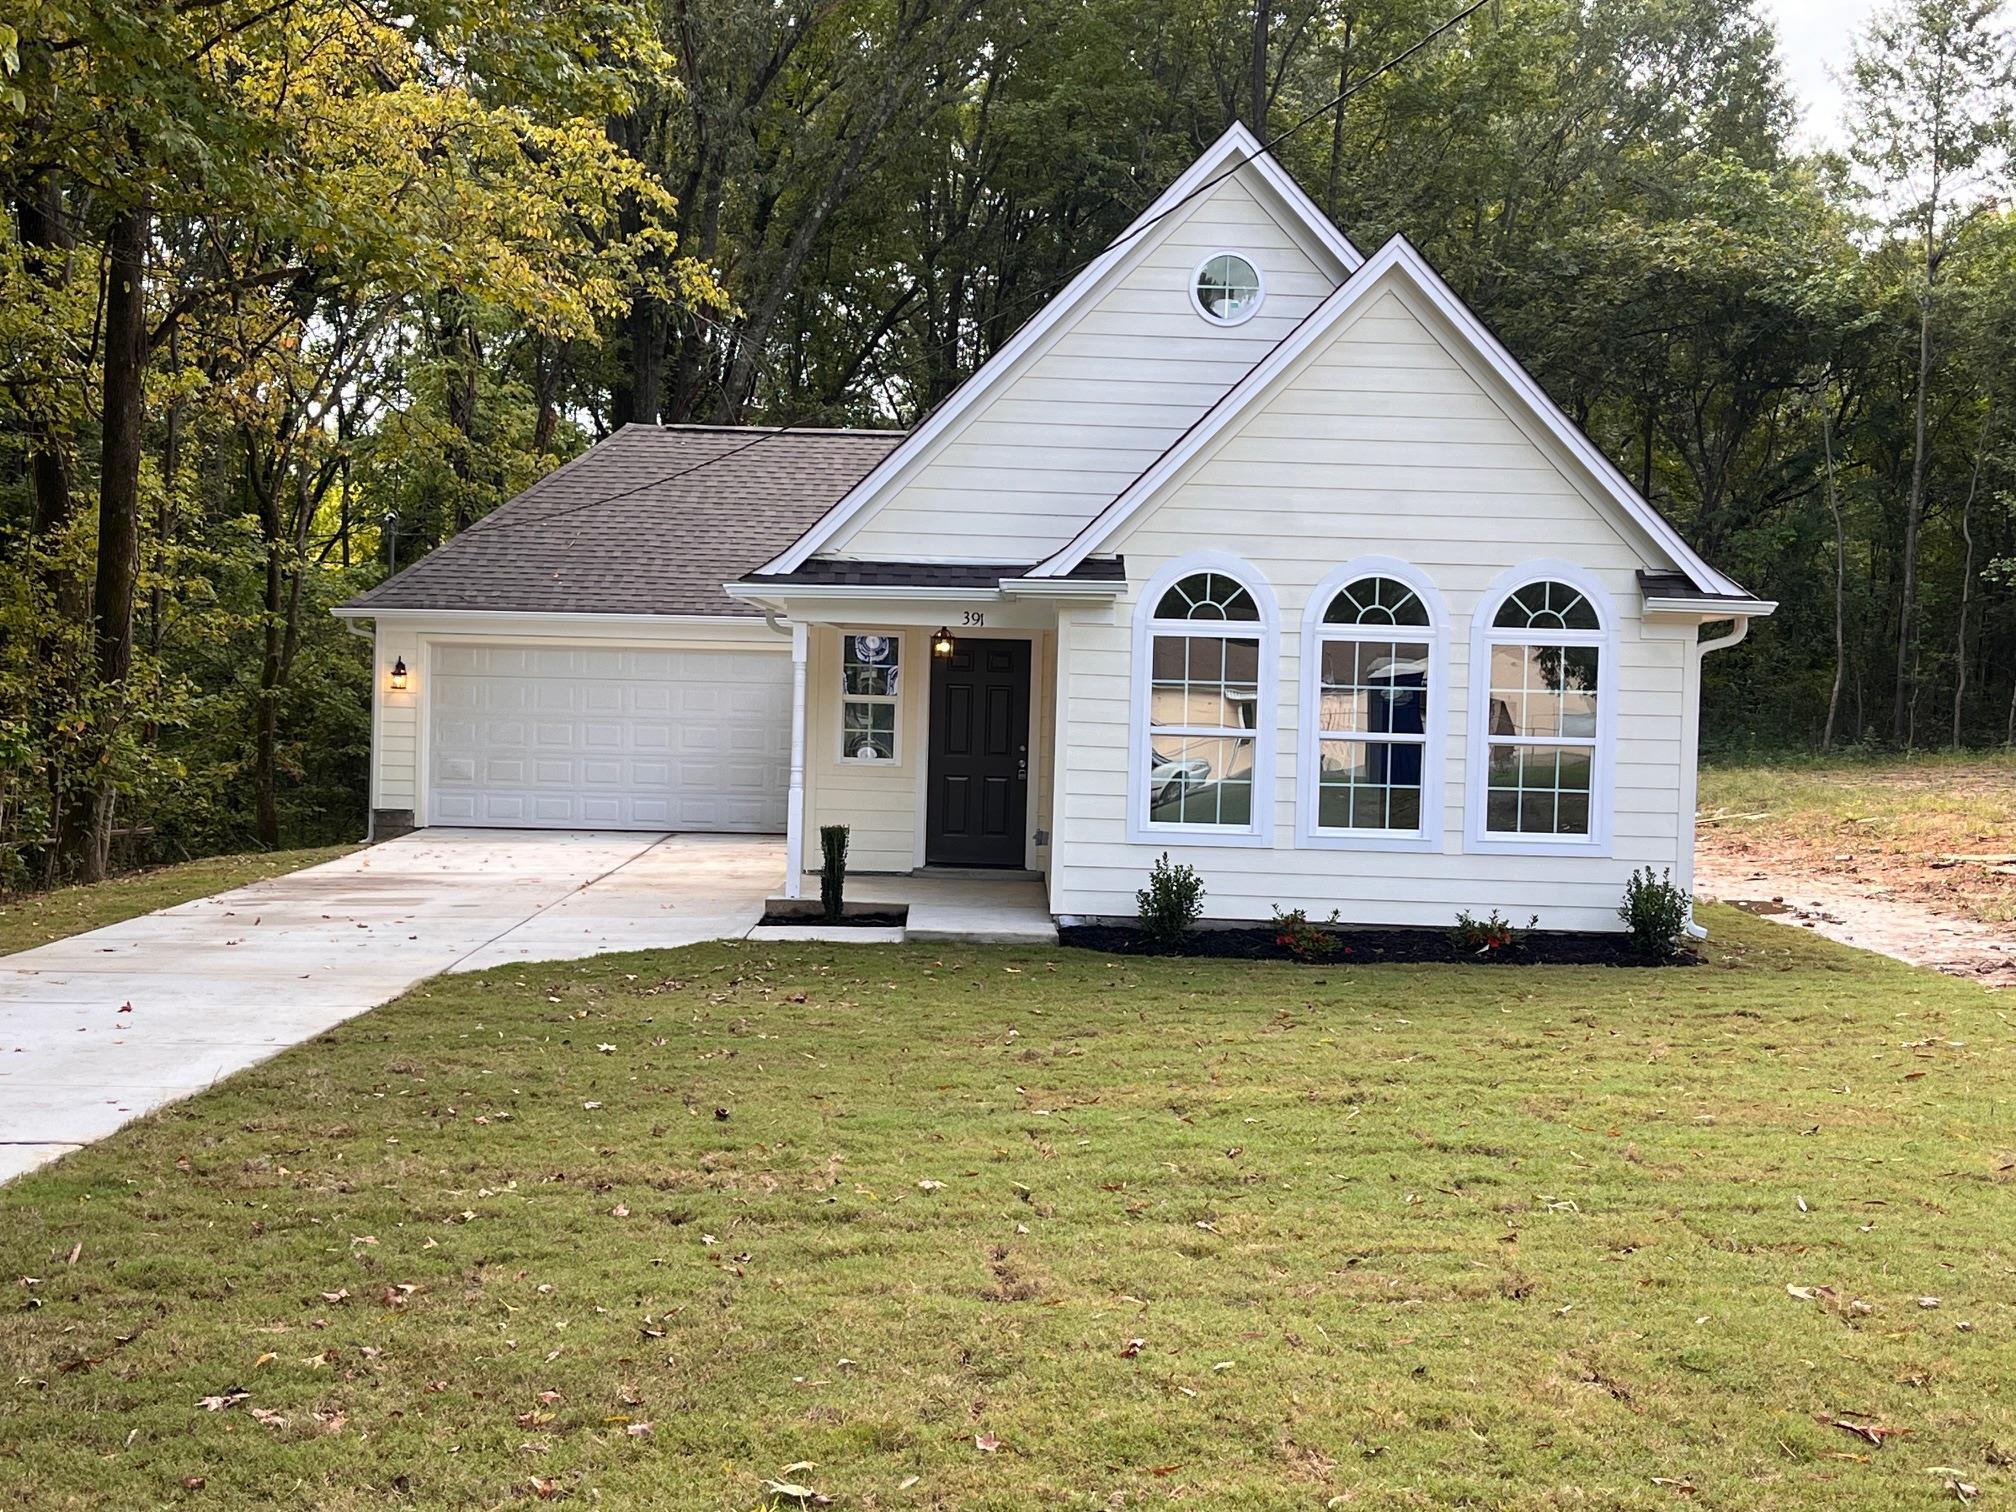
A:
329,607,750,628
998,578,1124,599
1030,236,1745,599
1644,596,1779,618
758,124,1364,577
724,582,1003,603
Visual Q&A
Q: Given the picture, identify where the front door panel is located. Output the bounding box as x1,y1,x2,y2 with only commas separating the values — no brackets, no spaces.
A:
927,640,1031,867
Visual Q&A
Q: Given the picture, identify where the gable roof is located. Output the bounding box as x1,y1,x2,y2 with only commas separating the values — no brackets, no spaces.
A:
757,123,1367,575
1026,236,1753,601
335,424,903,619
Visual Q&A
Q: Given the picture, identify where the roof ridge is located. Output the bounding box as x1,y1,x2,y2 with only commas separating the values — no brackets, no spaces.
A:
638,422,908,438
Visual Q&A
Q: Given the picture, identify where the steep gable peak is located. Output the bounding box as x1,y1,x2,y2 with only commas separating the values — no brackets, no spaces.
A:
760,125,1366,574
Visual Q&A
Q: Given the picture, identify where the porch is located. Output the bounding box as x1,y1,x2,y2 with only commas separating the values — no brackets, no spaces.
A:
723,567,1124,915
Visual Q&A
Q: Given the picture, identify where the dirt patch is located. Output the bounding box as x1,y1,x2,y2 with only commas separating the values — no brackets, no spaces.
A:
1696,844,2016,990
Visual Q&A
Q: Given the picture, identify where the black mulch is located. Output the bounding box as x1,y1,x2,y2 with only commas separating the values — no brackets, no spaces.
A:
1058,924,1699,968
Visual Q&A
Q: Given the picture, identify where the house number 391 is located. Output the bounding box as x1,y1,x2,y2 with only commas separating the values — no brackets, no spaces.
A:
962,610,985,626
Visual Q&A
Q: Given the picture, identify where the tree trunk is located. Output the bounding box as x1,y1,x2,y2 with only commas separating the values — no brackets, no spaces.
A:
59,195,150,883
1821,405,1847,752
1951,401,1991,747
1249,0,1271,131
1892,246,1936,744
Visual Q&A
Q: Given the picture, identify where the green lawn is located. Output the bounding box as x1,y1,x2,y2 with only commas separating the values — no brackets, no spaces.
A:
0,845,358,956
3,909,2011,1509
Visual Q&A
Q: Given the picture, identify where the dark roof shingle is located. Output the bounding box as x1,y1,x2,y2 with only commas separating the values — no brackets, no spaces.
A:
340,424,904,617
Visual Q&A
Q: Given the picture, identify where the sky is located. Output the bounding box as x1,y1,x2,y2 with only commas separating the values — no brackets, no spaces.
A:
1760,0,1884,149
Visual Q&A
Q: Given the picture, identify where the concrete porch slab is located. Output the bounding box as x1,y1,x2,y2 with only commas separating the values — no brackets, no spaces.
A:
799,872,1059,945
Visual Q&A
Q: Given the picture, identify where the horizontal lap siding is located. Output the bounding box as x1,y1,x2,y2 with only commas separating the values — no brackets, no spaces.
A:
1050,286,1692,932
376,624,422,810
833,177,1340,563
803,626,925,873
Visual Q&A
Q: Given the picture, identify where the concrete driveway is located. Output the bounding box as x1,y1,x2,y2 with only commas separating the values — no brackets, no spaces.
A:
0,830,780,1183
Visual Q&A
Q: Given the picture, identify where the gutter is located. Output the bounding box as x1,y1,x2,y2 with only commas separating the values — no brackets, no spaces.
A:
1683,613,1753,941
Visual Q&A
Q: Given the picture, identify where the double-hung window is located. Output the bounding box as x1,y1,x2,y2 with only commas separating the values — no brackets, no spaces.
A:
1477,578,1606,843
1303,573,1437,845
1134,568,1272,841
840,632,900,762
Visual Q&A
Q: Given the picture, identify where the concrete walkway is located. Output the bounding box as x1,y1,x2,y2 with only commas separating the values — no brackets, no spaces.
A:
0,830,783,1182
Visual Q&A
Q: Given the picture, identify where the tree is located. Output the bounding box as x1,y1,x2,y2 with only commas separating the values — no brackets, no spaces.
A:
1846,0,2014,745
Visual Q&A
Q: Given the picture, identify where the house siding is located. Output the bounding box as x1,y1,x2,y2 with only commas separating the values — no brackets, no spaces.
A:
830,175,1344,564
1048,286,1692,932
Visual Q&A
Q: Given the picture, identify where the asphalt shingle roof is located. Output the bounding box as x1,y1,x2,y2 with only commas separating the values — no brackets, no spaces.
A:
340,424,906,618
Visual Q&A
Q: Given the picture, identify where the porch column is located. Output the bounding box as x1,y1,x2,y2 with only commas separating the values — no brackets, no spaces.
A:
784,619,808,899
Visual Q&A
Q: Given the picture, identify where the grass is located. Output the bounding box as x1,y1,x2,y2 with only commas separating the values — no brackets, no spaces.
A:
3,909,2013,1509
0,846,357,956
1699,751,2016,925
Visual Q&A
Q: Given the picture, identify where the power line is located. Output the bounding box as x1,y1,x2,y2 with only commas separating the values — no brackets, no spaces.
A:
453,0,1495,543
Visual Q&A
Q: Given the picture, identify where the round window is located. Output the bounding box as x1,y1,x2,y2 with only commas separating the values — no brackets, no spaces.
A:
1192,253,1262,325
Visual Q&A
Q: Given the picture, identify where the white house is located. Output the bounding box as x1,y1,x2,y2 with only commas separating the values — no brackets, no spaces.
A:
335,124,1772,934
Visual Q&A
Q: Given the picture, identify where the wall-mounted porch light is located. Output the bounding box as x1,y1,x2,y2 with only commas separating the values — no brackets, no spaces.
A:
390,656,408,691
932,627,956,659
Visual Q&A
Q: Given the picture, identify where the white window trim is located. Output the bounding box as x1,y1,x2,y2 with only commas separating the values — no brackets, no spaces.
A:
1295,558,1448,853
1127,553,1278,848
1463,559,1617,857
838,629,904,766
1187,250,1265,327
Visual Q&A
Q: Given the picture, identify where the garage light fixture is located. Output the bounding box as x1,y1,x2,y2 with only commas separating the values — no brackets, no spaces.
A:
390,656,408,691
932,627,956,659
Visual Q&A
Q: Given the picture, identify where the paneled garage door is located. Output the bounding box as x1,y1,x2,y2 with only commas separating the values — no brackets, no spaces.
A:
428,643,791,831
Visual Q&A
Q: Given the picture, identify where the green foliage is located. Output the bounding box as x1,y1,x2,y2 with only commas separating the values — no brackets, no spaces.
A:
819,824,849,922
1270,904,1341,961
1450,908,1536,955
1619,866,1691,959
1136,852,1205,945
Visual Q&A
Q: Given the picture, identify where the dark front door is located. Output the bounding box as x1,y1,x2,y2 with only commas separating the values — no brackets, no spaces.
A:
927,639,1031,867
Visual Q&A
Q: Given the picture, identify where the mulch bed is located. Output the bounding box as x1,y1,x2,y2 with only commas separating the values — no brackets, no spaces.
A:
759,899,909,928
1059,923,1698,968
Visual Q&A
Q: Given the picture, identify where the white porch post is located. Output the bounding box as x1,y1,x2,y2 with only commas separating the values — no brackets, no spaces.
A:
784,619,809,899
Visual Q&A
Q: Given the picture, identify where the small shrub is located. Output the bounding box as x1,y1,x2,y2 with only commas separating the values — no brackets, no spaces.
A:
1271,905,1341,961
1451,908,1537,955
1136,853,1205,945
1618,866,1689,959
819,824,849,922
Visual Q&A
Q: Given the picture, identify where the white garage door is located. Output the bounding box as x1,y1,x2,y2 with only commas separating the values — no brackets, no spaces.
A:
428,643,791,831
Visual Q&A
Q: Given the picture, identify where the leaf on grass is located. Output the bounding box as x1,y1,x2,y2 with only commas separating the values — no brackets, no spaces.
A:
975,1433,1001,1453
1120,1338,1144,1358
320,1288,350,1304
196,1390,250,1412
625,1421,653,1438
610,1204,630,1218
916,1179,944,1191
1825,1417,1907,1447
248,1407,287,1429
529,1477,560,1500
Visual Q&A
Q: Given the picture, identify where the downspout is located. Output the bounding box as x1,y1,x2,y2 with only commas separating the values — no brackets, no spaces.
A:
344,617,380,842
759,607,808,901
1683,616,1750,939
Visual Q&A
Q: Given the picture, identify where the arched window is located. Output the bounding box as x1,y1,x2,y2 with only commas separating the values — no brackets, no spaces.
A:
1468,566,1613,852
1130,558,1276,846
1297,561,1446,851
